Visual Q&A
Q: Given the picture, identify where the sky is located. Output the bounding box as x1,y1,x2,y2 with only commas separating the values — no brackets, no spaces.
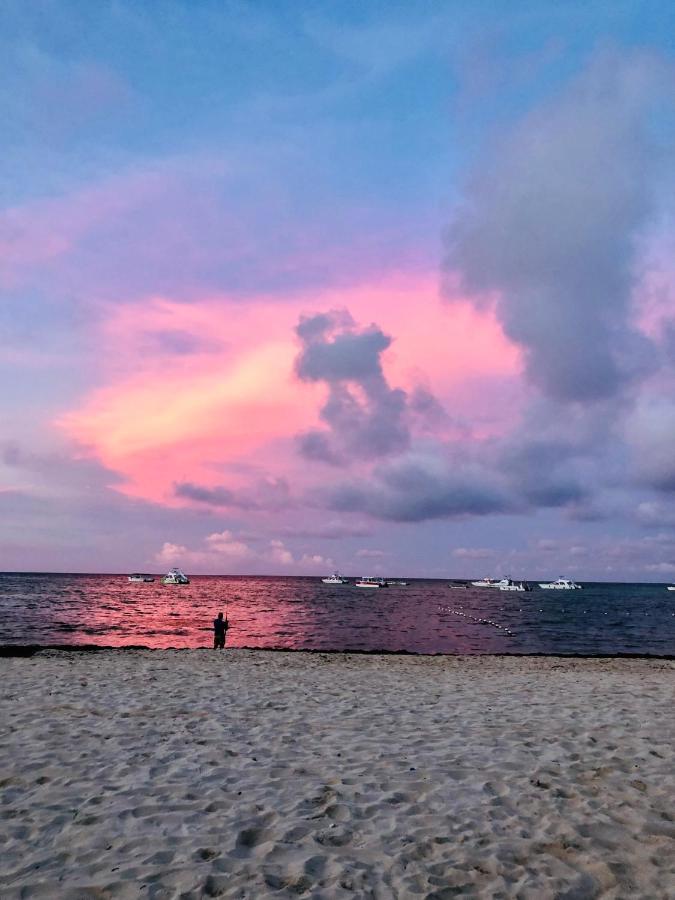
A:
2,0,675,580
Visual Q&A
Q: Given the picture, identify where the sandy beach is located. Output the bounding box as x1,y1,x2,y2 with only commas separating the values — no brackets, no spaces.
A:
1,651,673,899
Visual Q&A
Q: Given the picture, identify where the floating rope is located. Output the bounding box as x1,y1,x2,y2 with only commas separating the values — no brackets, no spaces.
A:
438,605,515,637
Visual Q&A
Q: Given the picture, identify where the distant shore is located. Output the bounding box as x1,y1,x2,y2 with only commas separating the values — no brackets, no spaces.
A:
1,650,673,897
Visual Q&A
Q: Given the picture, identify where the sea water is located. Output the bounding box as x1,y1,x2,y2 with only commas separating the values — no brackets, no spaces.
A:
1,574,674,655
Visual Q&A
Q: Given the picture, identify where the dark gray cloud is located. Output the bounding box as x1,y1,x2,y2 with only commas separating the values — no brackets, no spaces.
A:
324,450,515,522
1,440,123,489
295,309,423,464
500,438,590,508
626,397,675,492
660,320,675,366
174,476,292,510
296,431,343,465
444,50,672,403
174,482,251,508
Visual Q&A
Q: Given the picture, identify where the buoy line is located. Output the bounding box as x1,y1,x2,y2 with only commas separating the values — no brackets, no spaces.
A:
438,605,515,637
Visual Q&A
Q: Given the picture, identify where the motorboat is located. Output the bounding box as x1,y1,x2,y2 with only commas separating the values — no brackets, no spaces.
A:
128,574,155,583
472,577,530,591
538,577,582,590
499,580,530,592
162,567,190,585
355,577,384,588
667,585,675,591
322,573,349,584
448,581,468,589
385,580,408,586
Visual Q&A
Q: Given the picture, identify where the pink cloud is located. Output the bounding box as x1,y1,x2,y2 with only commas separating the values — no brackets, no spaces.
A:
0,156,241,294
58,273,522,505
0,154,431,302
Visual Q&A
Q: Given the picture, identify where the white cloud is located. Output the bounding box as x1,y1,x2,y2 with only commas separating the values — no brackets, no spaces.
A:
452,547,494,559
155,532,334,574
299,553,334,569
636,501,675,528
155,541,190,564
206,530,252,558
569,545,588,557
644,561,675,574
536,539,559,552
268,540,333,571
154,531,252,569
269,539,294,566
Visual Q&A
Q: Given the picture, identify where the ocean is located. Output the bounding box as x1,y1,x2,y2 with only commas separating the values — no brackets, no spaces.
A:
1,573,674,656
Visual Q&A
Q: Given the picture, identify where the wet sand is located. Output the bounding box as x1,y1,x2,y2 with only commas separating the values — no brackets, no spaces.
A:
1,650,673,898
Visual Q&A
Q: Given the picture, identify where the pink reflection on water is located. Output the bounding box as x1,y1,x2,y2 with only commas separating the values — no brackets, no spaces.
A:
0,575,521,653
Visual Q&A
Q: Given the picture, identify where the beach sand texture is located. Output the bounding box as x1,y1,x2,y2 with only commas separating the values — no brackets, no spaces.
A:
1,651,673,899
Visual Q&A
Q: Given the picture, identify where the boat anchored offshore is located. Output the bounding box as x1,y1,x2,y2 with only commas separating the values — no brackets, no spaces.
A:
355,576,384,588
470,578,501,588
539,577,582,590
322,573,349,584
128,574,155,583
162,567,190,585
499,579,530,592
667,585,675,591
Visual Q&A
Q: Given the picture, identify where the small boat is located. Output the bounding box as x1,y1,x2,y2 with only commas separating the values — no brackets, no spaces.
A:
539,577,582,590
385,580,408,586
162,567,190,585
667,585,675,591
470,578,501,588
448,581,468,589
355,577,384,589
321,573,349,584
128,574,155,583
499,580,530,592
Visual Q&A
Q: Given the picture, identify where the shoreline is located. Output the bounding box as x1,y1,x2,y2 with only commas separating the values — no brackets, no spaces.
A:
1,642,674,660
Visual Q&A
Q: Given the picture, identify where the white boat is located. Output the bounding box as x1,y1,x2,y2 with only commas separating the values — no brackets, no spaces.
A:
499,580,529,592
322,573,349,584
470,578,501,588
128,574,154,583
386,580,408,586
162,567,190,585
448,581,468,589
355,577,383,589
667,585,675,591
538,577,582,590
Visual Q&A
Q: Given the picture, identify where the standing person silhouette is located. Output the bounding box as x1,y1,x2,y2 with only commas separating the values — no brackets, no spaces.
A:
213,612,228,650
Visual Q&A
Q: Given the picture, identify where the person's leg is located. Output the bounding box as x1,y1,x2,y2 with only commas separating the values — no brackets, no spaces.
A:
213,634,218,649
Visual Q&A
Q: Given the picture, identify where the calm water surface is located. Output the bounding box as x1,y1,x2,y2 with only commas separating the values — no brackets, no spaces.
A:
1,574,674,656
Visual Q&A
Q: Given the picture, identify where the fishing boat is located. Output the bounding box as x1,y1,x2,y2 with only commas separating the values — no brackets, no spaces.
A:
499,580,530,592
538,577,582,590
470,577,501,588
162,567,190,585
128,574,155,583
322,573,349,584
355,576,384,589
